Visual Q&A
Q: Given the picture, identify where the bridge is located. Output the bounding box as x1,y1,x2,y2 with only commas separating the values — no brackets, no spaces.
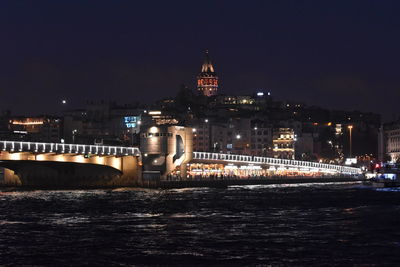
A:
0,140,141,186
192,152,361,175
0,140,361,187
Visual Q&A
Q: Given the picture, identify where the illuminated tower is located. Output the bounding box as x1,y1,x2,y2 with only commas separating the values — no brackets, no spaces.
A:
197,50,218,96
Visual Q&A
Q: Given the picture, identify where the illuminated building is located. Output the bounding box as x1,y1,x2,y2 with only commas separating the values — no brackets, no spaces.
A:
189,118,273,156
9,116,61,142
140,125,193,179
145,110,179,125
387,127,400,163
197,50,218,97
218,95,255,105
209,118,252,155
273,128,296,159
250,121,273,156
63,101,143,145
379,120,400,163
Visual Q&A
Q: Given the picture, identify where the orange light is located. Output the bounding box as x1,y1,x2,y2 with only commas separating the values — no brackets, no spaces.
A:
11,120,44,125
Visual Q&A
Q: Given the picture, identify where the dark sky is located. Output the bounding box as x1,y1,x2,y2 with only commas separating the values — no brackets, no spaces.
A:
1,0,400,120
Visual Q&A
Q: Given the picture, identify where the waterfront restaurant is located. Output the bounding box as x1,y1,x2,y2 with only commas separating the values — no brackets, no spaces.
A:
170,162,335,180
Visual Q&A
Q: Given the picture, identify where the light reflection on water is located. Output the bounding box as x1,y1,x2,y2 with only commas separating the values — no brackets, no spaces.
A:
0,182,400,265
376,187,400,192
229,181,362,190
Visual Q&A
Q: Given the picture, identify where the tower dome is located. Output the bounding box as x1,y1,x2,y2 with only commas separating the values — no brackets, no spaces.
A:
197,50,218,97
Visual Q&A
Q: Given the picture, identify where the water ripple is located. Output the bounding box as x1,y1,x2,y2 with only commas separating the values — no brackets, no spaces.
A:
1,182,400,265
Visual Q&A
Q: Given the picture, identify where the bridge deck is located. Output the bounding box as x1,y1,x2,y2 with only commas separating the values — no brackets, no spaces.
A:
192,152,361,175
0,141,140,157
0,141,361,175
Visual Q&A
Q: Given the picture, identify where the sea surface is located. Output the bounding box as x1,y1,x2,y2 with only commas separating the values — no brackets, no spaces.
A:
1,182,400,266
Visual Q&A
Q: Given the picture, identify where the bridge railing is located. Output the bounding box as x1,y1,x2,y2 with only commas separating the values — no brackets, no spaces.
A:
192,151,361,175
0,141,140,157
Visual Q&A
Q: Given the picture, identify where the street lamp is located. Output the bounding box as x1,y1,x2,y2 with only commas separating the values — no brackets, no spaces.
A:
72,129,77,144
348,125,353,158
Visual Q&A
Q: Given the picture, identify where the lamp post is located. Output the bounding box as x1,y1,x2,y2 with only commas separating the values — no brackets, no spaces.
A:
348,125,353,158
72,129,77,144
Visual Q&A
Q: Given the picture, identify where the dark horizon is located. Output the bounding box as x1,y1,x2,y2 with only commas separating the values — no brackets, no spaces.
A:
2,1,400,120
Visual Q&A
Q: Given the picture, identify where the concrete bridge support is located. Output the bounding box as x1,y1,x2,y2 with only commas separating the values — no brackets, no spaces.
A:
0,151,141,187
3,168,21,186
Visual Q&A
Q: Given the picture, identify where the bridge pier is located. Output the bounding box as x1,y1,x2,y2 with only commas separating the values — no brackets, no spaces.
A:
3,168,21,185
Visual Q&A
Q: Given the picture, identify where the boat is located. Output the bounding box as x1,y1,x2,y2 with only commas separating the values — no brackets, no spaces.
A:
366,172,400,188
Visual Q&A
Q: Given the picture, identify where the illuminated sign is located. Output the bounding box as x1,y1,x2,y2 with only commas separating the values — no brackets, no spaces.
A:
345,158,357,165
124,116,139,128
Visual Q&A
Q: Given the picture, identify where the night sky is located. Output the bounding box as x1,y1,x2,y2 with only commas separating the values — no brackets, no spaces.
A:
1,1,400,120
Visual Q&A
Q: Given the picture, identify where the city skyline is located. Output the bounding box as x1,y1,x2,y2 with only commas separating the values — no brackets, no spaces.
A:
1,2,400,265
1,1,400,120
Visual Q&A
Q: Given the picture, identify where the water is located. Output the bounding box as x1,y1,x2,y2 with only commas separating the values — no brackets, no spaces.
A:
1,182,400,265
